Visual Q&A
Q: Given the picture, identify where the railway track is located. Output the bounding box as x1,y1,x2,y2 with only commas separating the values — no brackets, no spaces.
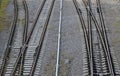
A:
10,0,47,75
10,0,55,76
0,0,29,76
96,0,120,75
0,0,119,76
73,0,117,76
83,0,116,75
83,0,111,75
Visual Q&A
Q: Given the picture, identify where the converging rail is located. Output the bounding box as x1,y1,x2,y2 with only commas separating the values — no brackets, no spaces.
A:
0,0,119,76
82,0,115,75
73,0,116,76
29,0,55,75
10,0,55,75
10,0,47,75
0,0,29,75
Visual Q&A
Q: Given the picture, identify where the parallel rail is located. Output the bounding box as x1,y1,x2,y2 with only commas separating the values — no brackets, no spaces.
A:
0,0,117,76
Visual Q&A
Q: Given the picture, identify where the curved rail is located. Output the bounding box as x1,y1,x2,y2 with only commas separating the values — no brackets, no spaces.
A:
0,0,18,75
73,0,91,75
82,0,115,75
23,0,29,43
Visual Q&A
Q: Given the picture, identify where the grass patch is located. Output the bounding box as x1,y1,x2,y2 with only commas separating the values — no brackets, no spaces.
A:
18,18,25,25
44,52,56,76
115,39,120,42
44,52,73,76
113,38,120,43
115,30,120,33
115,22,120,26
0,0,9,31
59,59,70,76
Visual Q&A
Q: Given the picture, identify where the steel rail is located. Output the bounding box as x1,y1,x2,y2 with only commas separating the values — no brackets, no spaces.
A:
82,0,115,75
0,0,18,75
96,0,115,75
55,0,63,76
22,0,29,44
73,0,91,75
29,0,55,75
87,0,94,76
10,0,47,75
18,0,29,75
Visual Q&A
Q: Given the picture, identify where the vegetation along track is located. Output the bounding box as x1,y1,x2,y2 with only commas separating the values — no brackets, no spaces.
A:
10,0,55,76
0,0,29,75
74,0,116,76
